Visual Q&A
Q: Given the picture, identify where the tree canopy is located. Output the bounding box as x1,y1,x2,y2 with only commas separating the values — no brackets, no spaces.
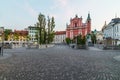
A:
36,13,55,44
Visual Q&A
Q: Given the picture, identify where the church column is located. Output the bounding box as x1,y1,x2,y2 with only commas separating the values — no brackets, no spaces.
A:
70,30,73,39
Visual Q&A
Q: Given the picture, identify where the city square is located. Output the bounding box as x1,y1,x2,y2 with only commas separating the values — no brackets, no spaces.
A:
0,0,120,80
0,45,120,80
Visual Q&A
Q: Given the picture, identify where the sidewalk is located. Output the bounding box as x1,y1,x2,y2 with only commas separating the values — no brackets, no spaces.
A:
88,47,103,51
0,53,12,60
26,44,55,49
39,44,55,49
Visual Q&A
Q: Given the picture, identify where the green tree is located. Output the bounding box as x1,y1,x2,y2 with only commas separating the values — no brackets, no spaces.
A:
36,23,39,43
77,35,86,45
81,36,86,45
65,38,71,44
14,33,19,41
77,34,82,45
47,16,51,44
91,31,96,44
4,29,12,41
27,35,30,41
35,13,55,44
51,17,55,32
47,16,55,43
37,13,46,44
50,17,55,42
42,16,46,44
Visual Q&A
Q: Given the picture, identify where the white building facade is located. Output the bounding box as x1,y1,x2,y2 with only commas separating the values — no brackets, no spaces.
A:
102,18,120,45
54,31,66,43
96,31,103,44
27,26,38,43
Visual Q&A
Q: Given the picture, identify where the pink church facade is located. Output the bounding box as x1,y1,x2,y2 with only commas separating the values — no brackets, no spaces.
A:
66,13,91,39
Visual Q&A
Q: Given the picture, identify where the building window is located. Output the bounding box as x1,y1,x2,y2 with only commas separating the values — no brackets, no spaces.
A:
117,26,119,32
74,23,77,27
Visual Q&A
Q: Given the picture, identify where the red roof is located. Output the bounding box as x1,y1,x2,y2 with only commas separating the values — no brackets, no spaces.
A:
55,31,66,35
13,30,28,35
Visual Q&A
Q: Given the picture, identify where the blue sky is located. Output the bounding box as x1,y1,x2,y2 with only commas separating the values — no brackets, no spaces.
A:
0,0,120,31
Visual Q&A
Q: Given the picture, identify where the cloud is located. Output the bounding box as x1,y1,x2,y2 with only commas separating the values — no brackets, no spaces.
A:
24,1,38,17
57,0,68,7
51,0,68,10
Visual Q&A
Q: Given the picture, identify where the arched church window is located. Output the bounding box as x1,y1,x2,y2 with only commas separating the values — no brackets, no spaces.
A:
75,23,77,27
88,21,90,23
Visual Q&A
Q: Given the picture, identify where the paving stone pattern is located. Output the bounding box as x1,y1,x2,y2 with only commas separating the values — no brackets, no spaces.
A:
0,45,120,80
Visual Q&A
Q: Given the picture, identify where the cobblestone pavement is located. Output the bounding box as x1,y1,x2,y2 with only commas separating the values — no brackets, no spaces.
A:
0,45,120,80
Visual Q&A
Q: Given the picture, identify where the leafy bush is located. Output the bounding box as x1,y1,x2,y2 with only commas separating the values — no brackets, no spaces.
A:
65,38,71,44
77,35,86,45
